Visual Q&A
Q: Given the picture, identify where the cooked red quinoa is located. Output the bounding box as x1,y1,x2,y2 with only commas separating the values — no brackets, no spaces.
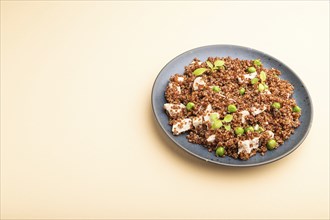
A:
164,57,301,160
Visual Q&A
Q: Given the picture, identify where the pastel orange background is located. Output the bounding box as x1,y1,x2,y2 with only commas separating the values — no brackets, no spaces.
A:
1,1,329,219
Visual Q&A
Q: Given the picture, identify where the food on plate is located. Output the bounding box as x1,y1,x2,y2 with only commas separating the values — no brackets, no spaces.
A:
163,57,301,160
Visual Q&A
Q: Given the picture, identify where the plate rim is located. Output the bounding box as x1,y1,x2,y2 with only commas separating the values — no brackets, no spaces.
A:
151,44,313,167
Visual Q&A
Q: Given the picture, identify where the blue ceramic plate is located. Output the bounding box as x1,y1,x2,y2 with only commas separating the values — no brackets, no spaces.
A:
151,45,312,167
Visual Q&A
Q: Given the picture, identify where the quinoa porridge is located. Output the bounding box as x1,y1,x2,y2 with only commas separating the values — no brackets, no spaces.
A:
164,57,302,160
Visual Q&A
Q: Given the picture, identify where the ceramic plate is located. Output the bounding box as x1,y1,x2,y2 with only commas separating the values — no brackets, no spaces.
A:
151,45,312,167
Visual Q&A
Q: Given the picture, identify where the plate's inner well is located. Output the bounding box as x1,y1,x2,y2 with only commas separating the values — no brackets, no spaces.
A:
163,56,302,161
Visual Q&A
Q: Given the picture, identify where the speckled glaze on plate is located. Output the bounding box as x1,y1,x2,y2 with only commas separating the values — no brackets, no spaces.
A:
151,45,313,167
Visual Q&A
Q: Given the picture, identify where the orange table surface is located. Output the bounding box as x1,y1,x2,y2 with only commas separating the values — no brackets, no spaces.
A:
1,1,329,219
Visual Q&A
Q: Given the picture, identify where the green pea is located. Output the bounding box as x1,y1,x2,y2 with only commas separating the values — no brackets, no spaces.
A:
258,83,265,92
223,114,233,122
247,67,256,73
272,102,281,109
254,59,262,66
267,139,277,150
212,86,221,92
235,127,245,136
186,102,195,111
245,126,254,133
228,104,237,113
264,84,269,89
212,120,223,129
216,146,225,157
293,105,301,113
239,88,245,95
251,78,259,84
